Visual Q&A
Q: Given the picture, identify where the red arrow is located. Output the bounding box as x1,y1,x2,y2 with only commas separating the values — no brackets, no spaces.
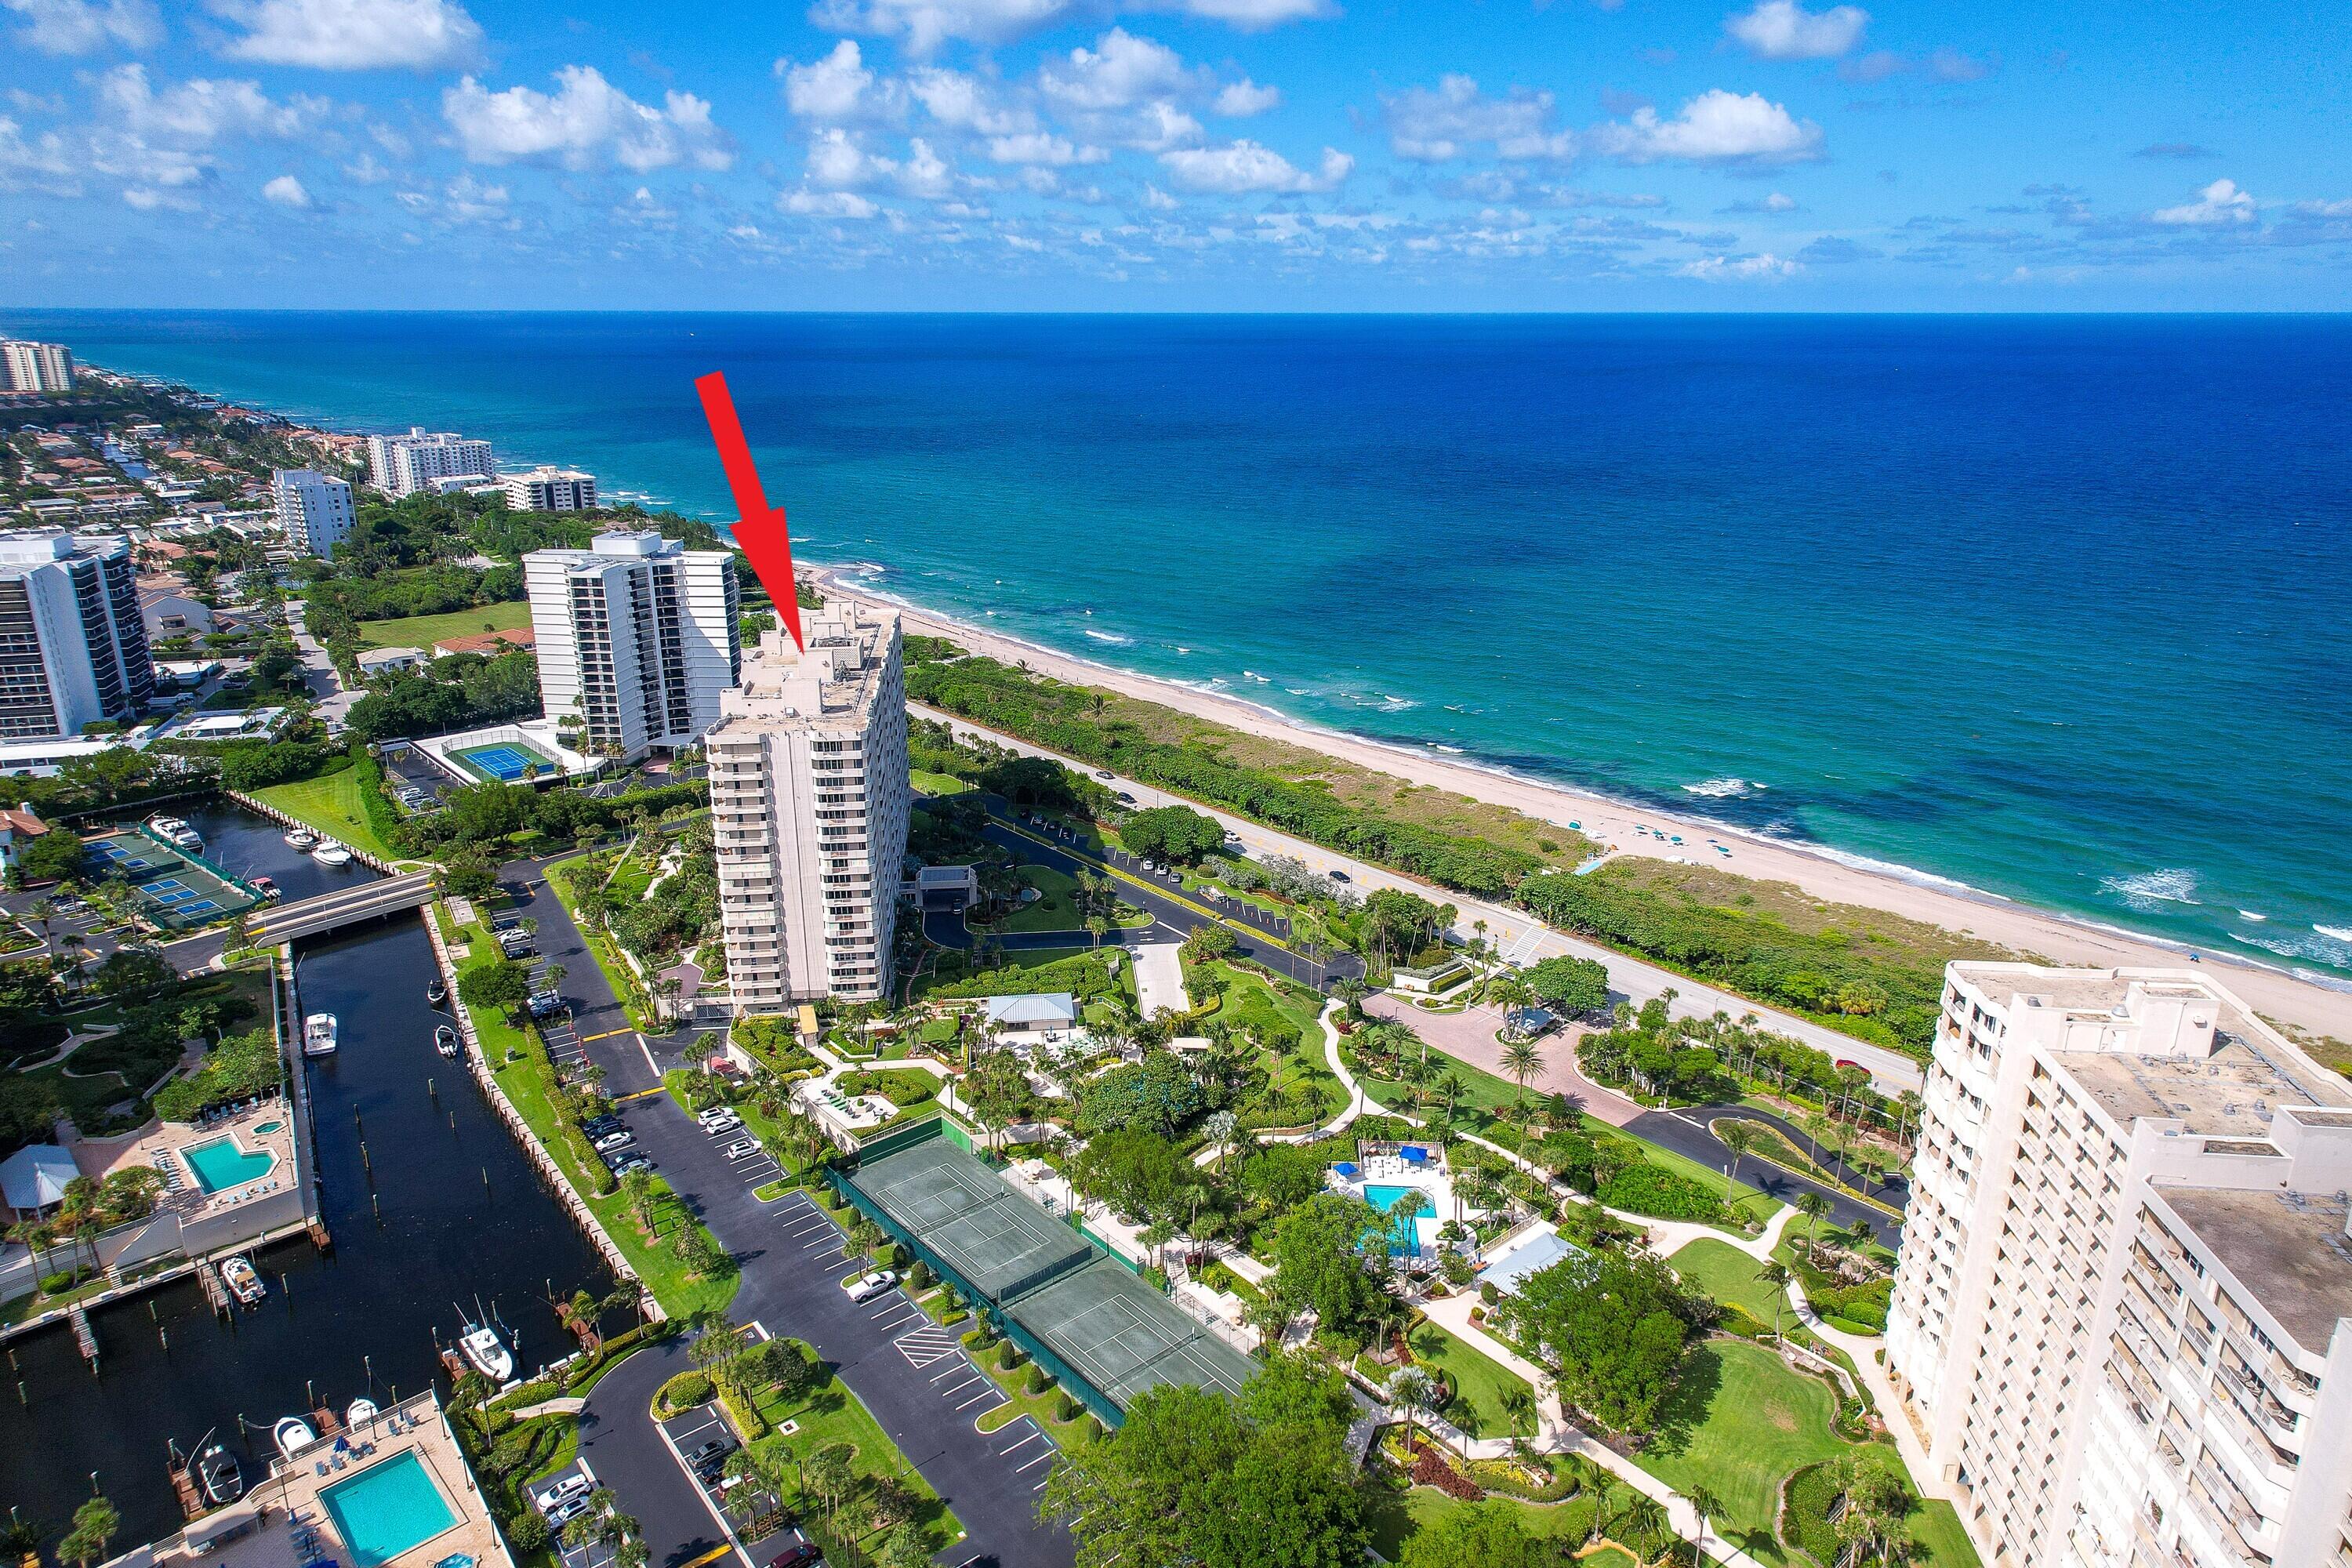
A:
695,369,804,652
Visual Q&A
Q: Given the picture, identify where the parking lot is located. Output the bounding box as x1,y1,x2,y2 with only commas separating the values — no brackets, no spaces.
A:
658,1396,807,1568
532,1458,615,1568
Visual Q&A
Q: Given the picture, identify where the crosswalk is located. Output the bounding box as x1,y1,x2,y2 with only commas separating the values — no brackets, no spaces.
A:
894,1322,962,1368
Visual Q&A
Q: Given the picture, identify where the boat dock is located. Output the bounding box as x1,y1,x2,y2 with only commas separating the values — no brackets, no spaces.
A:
69,1305,96,1367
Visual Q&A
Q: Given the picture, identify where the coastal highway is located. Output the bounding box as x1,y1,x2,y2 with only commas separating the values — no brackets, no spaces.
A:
918,702,1925,1095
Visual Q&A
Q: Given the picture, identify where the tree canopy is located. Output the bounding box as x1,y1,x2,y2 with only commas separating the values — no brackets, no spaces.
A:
1121,804,1225,865
1523,954,1611,1017
1496,1249,1711,1432
1077,1052,1206,1141
1268,1192,1393,1342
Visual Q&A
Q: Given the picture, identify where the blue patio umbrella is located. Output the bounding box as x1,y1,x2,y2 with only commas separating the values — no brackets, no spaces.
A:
1334,1161,1359,1178
1399,1145,1429,1165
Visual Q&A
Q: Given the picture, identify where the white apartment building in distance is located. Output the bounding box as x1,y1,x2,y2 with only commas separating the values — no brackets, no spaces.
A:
503,466,597,512
1,341,74,394
272,468,357,556
367,427,495,496
0,532,154,738
523,530,739,761
706,608,911,1008
1887,961,2352,1568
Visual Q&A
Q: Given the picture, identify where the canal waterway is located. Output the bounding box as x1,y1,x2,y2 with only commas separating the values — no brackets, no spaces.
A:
0,800,617,1550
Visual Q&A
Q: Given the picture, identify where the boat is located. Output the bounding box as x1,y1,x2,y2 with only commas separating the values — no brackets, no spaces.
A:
284,829,319,850
220,1255,265,1306
148,814,186,837
169,827,204,852
273,1415,317,1461
251,875,281,902
347,1398,379,1428
303,1012,339,1057
194,1440,245,1507
434,1025,460,1058
427,977,448,1006
313,844,354,867
458,1320,515,1383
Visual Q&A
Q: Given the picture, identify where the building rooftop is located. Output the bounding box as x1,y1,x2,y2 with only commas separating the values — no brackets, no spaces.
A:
2160,1187,2352,1355
2062,1036,2352,1136
716,608,899,734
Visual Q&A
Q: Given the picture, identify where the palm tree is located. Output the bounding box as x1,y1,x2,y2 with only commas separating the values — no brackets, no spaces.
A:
1498,1384,1537,1452
1755,1261,1791,1338
1614,1494,1671,1566
1436,1070,1468,1126
1682,1484,1728,1555
1717,1120,1757,1190
1802,1109,1833,1173
1499,1038,1545,1139
1385,1365,1435,1451
1798,1190,1834,1259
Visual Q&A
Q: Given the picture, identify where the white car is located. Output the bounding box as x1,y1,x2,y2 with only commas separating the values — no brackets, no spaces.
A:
724,1138,759,1160
593,1131,633,1152
844,1270,898,1304
535,1477,591,1515
700,1110,742,1133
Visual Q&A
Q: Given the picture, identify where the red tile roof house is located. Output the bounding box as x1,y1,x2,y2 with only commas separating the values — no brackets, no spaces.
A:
0,804,53,875
431,627,538,658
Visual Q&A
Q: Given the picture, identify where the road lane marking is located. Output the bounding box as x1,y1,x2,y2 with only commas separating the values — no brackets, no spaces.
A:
615,1087,666,1102
581,1028,635,1042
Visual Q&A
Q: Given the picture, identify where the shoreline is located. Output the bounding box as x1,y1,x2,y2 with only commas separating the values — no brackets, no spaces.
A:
812,564,2352,1047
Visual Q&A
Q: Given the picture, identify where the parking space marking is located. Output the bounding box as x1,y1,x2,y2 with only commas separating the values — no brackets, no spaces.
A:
895,1323,961,1367
1014,1449,1056,1474
999,1428,1047,1456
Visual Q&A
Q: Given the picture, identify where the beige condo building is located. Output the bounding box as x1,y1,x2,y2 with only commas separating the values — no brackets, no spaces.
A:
1889,962,2352,1568
706,606,910,1008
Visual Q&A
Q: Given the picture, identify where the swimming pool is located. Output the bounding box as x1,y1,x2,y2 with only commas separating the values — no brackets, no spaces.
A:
253,1120,286,1135
321,1452,459,1568
1364,1184,1431,1254
182,1136,276,1194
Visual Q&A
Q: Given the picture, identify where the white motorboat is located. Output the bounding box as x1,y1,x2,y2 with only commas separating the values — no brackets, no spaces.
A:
313,844,354,867
427,977,448,1006
434,1025,460,1058
169,828,204,852
273,1415,317,1461
459,1322,514,1384
194,1440,245,1507
347,1397,379,1428
303,1012,339,1057
147,814,186,836
220,1255,265,1306
284,829,319,850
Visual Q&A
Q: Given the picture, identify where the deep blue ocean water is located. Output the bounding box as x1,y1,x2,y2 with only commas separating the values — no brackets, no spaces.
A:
9,310,2348,979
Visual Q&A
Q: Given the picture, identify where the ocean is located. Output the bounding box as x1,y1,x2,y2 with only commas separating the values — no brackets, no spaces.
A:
9,310,2349,981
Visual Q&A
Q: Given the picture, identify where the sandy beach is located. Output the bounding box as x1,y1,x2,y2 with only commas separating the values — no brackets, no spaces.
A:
816,567,2352,1048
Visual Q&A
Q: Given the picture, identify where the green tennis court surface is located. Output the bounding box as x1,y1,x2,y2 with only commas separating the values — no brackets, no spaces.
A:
85,832,262,931
451,739,557,782
844,1134,1255,1414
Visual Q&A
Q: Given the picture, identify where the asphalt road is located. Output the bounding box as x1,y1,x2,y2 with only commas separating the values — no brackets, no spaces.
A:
1624,1102,1907,1243
502,853,1076,1568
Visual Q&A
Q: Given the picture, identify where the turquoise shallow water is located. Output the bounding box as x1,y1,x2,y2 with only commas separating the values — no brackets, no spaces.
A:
321,1452,459,1568
181,1134,275,1193
9,310,2347,981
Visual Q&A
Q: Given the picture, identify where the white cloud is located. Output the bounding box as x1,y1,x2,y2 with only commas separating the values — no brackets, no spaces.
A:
898,136,953,198
209,0,481,70
444,67,732,172
1215,79,1279,118
96,64,322,141
1126,100,1200,151
2,0,159,55
986,131,1106,165
808,0,1327,55
0,115,75,182
2151,177,2255,226
805,125,958,199
1142,182,1178,209
1679,251,1799,278
1596,89,1823,165
1383,74,1575,162
343,151,390,181
1725,0,1867,60
778,39,901,123
2292,197,2352,218
443,170,508,220
906,67,1035,136
1158,138,1349,193
1039,28,1192,111
781,187,878,218
1928,47,1994,82
1719,190,1798,212
122,183,194,209
261,171,308,205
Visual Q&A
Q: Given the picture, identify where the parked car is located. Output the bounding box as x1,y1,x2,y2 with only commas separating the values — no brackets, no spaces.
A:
583,1116,625,1136
724,1138,759,1160
528,991,567,1019
611,1154,652,1176
545,1494,591,1526
593,1131,633,1152
698,1107,742,1132
535,1477,592,1515
844,1270,898,1304
768,1547,823,1568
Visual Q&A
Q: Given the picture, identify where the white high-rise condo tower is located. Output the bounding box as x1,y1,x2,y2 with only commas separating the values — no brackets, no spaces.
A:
367,427,495,496
0,532,154,738
523,530,739,762
0,342,73,394
1887,961,2352,1568
272,468,357,557
706,608,910,1008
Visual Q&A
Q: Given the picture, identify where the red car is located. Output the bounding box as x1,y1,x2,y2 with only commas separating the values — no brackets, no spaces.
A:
768,1547,823,1568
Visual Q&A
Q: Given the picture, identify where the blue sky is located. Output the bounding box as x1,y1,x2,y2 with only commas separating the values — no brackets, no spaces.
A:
2,0,2348,309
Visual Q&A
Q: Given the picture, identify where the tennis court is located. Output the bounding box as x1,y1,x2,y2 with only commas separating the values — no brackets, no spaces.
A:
451,739,557,782
84,832,262,931
842,1134,1256,1415
1011,1260,1257,1407
849,1140,1093,1303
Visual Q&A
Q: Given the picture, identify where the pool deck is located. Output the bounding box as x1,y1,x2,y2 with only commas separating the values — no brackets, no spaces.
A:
103,1099,300,1221
101,1391,510,1568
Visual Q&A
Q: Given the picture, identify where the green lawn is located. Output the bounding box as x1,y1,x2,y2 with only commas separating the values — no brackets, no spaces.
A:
999,864,1085,934
1632,1339,1845,1563
909,768,974,797
354,600,533,650
252,768,399,862
1670,1238,1795,1326
749,1348,967,1555
1367,1479,1611,1562
1405,1320,1535,1440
